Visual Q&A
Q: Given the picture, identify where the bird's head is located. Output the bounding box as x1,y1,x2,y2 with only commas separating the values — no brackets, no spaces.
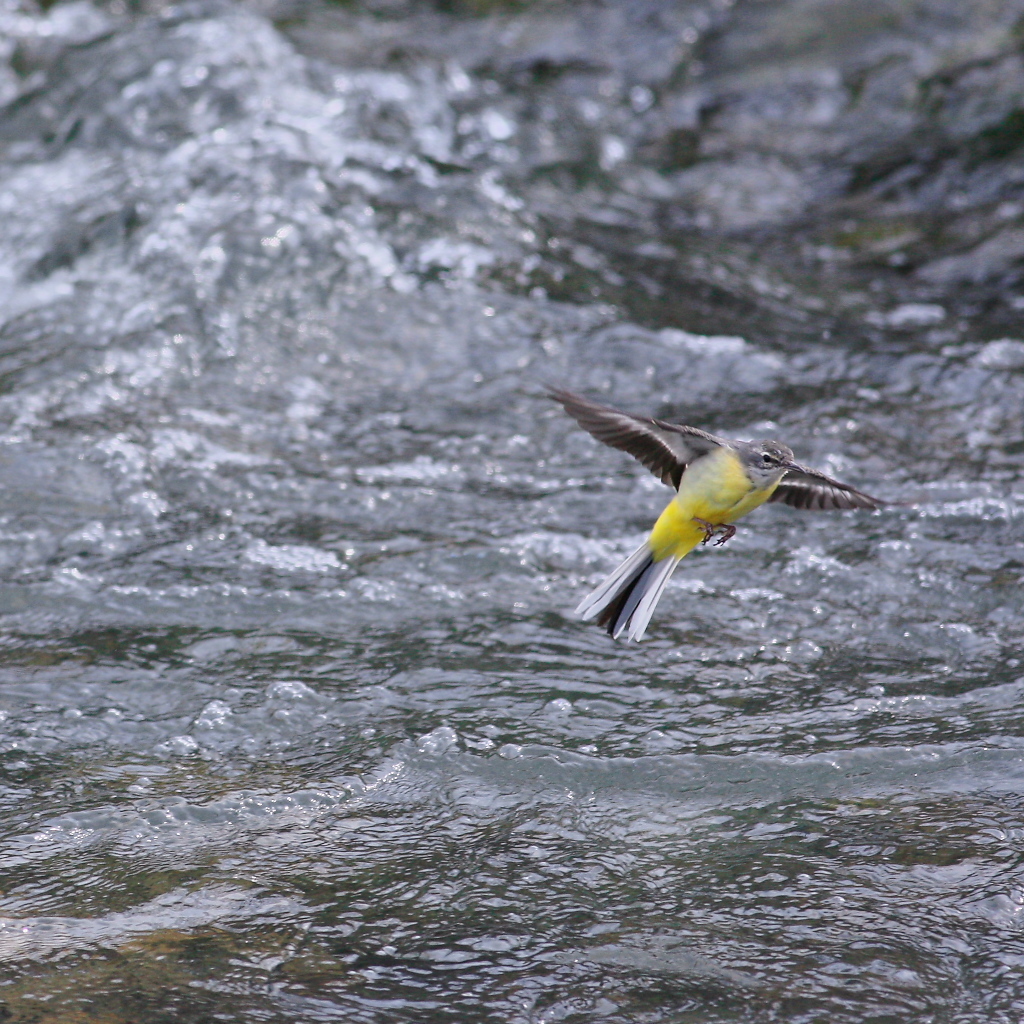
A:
738,440,795,487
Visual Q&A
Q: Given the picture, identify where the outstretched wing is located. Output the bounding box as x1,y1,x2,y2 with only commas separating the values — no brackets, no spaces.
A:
549,388,724,489
769,464,883,511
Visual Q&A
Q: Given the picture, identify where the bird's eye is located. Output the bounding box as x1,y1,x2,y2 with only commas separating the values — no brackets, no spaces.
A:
761,453,775,465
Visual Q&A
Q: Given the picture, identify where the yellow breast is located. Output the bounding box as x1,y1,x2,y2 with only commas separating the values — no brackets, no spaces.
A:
647,447,780,560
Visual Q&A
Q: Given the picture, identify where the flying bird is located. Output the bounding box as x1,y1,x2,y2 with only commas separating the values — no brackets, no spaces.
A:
551,388,884,642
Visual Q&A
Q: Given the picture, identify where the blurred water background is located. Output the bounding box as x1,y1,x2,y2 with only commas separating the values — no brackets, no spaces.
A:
0,0,1023,1019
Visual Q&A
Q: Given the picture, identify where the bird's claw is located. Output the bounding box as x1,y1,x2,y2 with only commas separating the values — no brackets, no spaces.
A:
713,524,736,547
692,517,736,547
693,517,716,545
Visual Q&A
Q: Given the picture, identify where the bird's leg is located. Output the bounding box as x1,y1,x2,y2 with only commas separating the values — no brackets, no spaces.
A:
712,524,737,547
692,517,717,545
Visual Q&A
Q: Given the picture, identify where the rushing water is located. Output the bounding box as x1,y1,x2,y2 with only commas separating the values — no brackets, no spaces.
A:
0,0,1023,1020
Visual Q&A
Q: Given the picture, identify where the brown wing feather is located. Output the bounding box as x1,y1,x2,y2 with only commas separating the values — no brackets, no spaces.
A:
769,464,883,511
549,388,723,489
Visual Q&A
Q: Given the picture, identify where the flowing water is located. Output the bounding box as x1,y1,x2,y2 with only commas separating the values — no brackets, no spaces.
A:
0,0,1023,1020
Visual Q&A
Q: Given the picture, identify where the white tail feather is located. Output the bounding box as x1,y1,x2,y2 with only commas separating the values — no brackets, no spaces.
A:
575,542,653,620
575,541,681,641
623,555,681,641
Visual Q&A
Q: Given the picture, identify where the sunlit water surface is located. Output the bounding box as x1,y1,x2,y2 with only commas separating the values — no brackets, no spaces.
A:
0,0,1023,1020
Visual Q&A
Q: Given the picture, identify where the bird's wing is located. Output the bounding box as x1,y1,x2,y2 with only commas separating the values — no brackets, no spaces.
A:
769,464,883,511
549,388,724,489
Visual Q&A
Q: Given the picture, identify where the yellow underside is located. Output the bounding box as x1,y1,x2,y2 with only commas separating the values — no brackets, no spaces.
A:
648,446,780,561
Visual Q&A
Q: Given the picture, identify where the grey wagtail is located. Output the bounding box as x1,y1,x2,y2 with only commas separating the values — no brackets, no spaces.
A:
551,388,884,642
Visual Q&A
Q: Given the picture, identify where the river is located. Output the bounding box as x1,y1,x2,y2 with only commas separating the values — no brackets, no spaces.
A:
0,0,1023,1020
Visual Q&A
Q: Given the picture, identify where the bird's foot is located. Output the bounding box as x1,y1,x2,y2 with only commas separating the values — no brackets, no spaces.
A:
692,518,736,547
692,517,717,545
713,524,736,547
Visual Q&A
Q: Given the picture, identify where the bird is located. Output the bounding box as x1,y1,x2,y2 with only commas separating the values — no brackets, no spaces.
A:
550,387,884,642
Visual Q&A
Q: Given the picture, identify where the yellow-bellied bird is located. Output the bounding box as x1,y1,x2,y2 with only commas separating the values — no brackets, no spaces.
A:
551,388,884,642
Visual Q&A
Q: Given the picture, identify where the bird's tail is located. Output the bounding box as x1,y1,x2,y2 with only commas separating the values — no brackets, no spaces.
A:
575,542,682,642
